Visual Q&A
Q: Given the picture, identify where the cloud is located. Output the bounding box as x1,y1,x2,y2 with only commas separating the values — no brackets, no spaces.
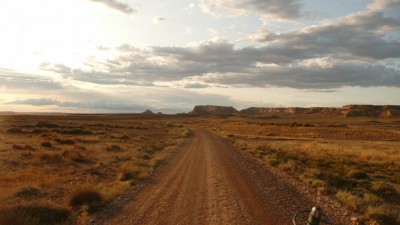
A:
0,72,63,90
200,61,400,89
4,86,238,113
8,98,145,111
250,11,400,60
199,0,302,20
39,63,72,74
52,33,399,90
368,0,400,10
36,10,399,91
97,45,111,51
89,0,135,14
153,16,166,25
9,99,61,106
182,83,210,88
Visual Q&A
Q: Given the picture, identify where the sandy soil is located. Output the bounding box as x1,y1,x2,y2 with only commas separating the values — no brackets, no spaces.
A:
91,127,353,225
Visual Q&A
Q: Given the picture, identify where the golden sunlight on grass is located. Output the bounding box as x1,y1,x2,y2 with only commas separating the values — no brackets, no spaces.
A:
198,116,400,224
0,115,189,224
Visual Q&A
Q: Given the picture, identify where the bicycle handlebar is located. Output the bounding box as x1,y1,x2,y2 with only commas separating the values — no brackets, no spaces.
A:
293,206,333,225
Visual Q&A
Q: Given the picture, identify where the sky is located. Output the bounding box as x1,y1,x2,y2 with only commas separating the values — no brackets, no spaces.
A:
0,0,399,113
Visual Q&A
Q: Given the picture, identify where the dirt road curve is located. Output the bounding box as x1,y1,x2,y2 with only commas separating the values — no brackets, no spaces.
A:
96,128,351,225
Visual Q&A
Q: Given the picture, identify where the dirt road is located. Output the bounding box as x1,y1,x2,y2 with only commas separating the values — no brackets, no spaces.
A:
96,128,352,225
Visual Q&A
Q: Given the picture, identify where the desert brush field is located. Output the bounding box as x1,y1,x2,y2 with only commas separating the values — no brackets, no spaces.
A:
0,113,399,225
0,114,188,225
192,115,400,224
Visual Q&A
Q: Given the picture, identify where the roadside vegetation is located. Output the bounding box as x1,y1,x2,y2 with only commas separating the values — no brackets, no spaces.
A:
0,115,189,224
203,117,400,224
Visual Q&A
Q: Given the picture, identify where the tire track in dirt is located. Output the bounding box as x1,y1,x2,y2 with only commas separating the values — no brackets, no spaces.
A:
97,127,352,225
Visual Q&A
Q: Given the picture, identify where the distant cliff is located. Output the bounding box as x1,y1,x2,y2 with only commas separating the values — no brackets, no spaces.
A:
189,105,239,115
341,105,400,117
239,105,400,117
189,105,400,117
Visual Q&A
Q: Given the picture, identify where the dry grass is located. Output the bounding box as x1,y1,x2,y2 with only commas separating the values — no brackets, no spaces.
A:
0,203,72,225
0,115,189,224
2,114,397,224
196,116,400,224
68,186,104,213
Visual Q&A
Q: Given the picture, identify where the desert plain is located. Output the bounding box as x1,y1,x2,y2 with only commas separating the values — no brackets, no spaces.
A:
0,106,399,225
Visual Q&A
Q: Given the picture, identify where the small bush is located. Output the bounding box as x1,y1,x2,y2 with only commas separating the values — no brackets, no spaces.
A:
0,204,71,225
278,161,297,172
55,138,75,145
365,206,399,225
30,129,46,134
370,181,396,197
7,128,24,134
105,145,123,152
36,121,60,128
13,187,42,199
362,193,382,206
347,169,368,179
12,145,25,150
41,142,52,148
61,129,92,135
13,144,35,151
39,153,64,165
120,135,130,140
267,159,280,167
119,167,145,182
69,187,104,213
336,190,361,210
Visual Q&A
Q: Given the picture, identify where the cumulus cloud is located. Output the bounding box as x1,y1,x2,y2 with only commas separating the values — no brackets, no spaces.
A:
199,0,302,20
9,99,61,106
250,11,400,60
200,61,400,89
39,63,72,74
368,0,400,10
0,72,63,90
89,0,135,14
8,98,145,111
52,32,399,90
182,83,210,88
36,10,399,91
5,86,238,113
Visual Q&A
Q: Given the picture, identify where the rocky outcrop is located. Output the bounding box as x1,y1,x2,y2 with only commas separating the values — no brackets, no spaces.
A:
190,105,239,115
342,105,400,117
142,109,154,115
239,105,400,117
189,105,400,117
